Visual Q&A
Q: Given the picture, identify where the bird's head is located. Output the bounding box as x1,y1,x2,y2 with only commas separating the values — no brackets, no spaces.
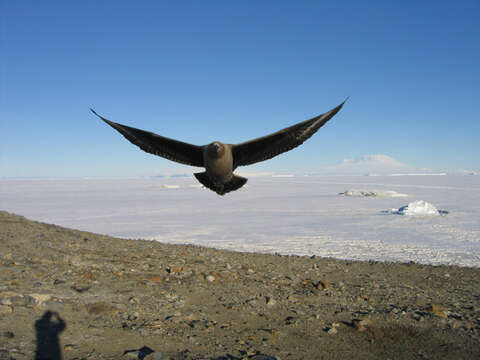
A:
207,142,225,158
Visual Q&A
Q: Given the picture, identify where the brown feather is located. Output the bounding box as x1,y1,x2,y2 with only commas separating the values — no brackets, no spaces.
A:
231,101,345,168
91,109,204,167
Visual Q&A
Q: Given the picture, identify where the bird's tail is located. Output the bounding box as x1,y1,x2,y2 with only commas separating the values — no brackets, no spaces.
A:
194,172,247,195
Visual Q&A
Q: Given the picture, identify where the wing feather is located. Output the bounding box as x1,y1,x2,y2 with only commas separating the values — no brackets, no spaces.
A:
91,109,204,167
232,101,345,168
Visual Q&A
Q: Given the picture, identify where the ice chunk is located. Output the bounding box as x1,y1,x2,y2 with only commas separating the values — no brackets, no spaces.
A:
381,190,409,197
340,189,408,198
157,184,181,189
389,200,447,216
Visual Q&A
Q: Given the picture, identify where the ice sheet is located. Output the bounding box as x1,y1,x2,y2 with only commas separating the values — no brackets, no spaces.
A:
1,175,479,267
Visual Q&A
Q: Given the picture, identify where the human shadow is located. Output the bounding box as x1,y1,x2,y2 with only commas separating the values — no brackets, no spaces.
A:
34,311,66,360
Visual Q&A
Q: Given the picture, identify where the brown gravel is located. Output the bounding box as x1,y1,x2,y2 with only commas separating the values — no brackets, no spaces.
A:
1,210,479,359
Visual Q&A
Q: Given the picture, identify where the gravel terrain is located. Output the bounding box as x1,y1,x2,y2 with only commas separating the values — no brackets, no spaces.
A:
1,211,479,359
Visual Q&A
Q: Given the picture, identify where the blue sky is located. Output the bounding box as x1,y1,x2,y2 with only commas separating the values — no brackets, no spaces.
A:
2,0,479,177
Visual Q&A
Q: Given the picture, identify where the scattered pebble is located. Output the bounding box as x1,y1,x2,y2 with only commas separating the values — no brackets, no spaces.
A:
266,296,276,306
428,304,448,318
0,305,13,314
327,327,338,335
1,331,14,339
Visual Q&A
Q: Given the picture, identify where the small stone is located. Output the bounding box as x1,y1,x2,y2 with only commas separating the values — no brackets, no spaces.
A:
166,266,183,274
129,296,140,304
29,293,52,305
449,312,463,320
266,296,276,306
327,327,338,335
316,280,331,290
1,331,14,339
0,298,11,305
144,352,166,360
87,302,120,315
0,305,13,314
352,319,368,331
71,284,91,293
10,295,35,307
128,312,140,321
42,301,64,311
250,355,278,360
428,304,448,318
285,316,297,325
246,348,257,356
412,313,423,321
122,350,141,359
123,346,154,359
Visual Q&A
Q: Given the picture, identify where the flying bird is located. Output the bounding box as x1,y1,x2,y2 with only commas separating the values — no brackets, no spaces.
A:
91,101,345,195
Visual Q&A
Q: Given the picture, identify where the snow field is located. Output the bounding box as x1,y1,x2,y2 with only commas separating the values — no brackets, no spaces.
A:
1,175,479,267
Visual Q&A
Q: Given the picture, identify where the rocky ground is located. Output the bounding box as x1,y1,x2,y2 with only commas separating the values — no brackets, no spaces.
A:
0,210,479,360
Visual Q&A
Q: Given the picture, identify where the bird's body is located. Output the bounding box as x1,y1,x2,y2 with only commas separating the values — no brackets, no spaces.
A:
203,142,233,183
195,142,247,195
91,101,345,195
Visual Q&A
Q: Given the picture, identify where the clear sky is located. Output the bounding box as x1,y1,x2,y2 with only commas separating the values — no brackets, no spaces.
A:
2,0,479,177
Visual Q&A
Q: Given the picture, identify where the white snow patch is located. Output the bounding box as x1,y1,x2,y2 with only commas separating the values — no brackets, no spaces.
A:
156,184,181,189
235,171,274,178
389,200,446,216
453,170,478,176
382,173,447,177
340,189,408,198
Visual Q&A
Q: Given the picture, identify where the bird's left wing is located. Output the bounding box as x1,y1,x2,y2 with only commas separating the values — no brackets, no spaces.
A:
91,109,204,167
232,101,345,168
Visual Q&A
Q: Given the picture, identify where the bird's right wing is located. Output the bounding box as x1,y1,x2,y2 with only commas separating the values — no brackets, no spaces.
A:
231,101,345,168
91,109,204,167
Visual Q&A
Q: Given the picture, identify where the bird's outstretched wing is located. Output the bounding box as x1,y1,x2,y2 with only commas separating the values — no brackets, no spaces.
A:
232,101,345,168
91,109,204,167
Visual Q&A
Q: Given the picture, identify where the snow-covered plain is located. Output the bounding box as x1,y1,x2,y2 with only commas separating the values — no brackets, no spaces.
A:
1,175,479,267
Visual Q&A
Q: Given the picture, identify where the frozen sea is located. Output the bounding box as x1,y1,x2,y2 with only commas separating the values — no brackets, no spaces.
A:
1,175,479,267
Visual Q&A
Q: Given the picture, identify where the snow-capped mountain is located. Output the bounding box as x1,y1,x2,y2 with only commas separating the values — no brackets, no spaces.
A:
324,154,413,175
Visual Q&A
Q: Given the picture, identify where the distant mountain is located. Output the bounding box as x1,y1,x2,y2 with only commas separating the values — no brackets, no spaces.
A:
324,154,413,175
452,170,478,176
150,172,191,179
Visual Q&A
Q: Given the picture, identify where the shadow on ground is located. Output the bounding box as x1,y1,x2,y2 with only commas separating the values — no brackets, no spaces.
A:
35,311,66,360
